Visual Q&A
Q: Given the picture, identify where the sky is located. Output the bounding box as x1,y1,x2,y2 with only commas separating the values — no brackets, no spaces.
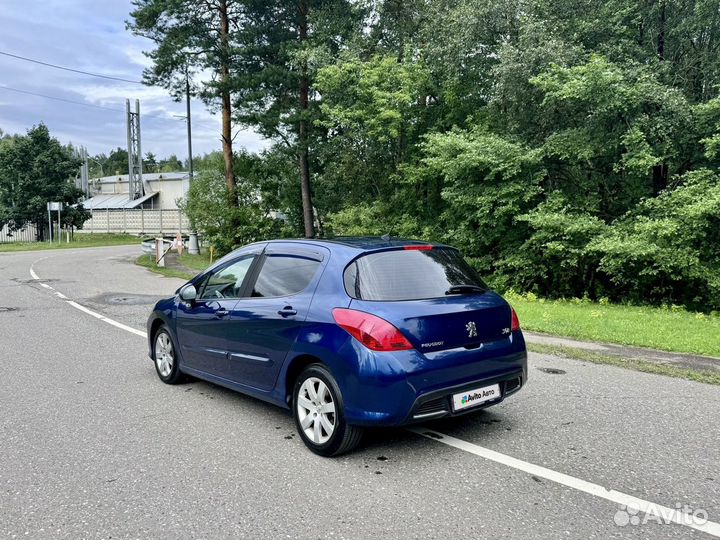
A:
0,0,266,161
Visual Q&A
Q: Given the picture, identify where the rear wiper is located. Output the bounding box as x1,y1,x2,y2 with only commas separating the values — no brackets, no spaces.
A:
445,284,486,295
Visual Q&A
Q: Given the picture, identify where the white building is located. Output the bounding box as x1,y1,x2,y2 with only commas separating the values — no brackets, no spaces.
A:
82,172,190,211
78,172,191,235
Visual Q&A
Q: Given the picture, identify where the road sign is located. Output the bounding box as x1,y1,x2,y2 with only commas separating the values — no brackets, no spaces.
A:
47,202,62,244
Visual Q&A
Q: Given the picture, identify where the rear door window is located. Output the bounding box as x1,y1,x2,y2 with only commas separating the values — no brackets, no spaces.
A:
251,255,321,298
344,248,488,301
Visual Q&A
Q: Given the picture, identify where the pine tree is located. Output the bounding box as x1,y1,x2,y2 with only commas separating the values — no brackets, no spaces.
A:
128,0,242,205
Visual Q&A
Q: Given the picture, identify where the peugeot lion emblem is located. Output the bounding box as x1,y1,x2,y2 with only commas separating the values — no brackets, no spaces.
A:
466,321,477,338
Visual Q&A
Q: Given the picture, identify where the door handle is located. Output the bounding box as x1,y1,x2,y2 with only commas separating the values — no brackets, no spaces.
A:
215,308,230,318
278,306,297,317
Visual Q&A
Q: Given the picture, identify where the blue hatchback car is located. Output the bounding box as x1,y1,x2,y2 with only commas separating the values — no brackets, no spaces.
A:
147,237,527,456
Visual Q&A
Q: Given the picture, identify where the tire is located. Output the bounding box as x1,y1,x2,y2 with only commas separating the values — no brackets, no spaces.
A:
293,364,363,457
152,326,184,385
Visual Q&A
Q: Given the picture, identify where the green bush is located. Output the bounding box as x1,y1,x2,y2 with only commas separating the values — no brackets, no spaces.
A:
590,170,720,310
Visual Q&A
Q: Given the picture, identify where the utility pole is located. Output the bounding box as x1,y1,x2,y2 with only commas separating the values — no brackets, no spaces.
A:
186,68,193,181
81,146,89,198
73,146,87,196
185,67,200,255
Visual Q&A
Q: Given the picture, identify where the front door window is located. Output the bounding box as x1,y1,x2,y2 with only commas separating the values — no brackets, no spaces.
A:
199,256,255,300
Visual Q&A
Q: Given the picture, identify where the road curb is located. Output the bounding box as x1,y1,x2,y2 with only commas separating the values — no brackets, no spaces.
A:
524,331,720,373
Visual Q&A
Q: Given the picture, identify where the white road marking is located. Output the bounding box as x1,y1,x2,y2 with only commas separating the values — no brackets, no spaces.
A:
65,300,105,320
408,428,720,537
28,257,719,537
96,314,147,338
30,261,148,339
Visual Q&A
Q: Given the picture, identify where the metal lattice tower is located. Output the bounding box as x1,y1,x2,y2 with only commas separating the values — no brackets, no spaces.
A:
126,99,144,201
73,146,89,197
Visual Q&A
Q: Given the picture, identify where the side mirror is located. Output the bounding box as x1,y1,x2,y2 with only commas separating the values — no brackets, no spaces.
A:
179,284,197,303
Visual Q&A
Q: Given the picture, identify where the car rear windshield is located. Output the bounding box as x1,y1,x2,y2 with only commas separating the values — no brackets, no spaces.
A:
343,247,488,301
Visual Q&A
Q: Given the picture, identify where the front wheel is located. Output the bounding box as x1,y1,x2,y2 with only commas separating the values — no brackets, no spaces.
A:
293,364,363,457
153,326,184,385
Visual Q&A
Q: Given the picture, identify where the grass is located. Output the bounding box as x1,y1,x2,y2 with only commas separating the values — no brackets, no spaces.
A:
135,251,212,281
506,292,720,358
0,233,139,252
177,252,214,272
528,343,720,386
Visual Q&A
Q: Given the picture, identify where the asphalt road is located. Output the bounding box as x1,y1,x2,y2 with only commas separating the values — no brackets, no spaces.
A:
1,245,718,539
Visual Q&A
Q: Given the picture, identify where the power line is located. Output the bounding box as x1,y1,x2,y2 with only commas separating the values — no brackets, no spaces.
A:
0,84,185,122
0,50,143,84
0,85,124,112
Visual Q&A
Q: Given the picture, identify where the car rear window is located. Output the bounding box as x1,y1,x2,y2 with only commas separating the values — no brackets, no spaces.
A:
343,248,488,301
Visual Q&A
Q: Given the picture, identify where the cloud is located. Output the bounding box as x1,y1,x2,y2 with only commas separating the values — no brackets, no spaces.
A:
0,0,267,159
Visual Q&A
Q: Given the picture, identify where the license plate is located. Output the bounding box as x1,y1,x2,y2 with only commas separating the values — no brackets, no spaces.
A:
452,384,501,411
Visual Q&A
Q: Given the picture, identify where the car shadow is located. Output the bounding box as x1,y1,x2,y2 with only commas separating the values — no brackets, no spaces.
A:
168,372,511,457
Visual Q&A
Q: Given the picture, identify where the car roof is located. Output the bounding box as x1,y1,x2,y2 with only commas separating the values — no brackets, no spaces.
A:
266,236,448,252
205,236,455,279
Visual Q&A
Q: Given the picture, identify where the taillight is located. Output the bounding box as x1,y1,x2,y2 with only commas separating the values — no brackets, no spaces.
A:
511,306,521,332
332,308,414,351
403,245,432,250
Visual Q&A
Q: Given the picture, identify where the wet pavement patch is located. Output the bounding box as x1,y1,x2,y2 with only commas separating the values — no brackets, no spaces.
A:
537,367,566,375
12,278,60,284
90,293,163,306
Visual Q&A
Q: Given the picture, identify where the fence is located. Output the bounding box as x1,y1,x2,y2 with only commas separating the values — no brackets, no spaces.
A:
1,210,189,243
80,208,190,235
0,223,38,243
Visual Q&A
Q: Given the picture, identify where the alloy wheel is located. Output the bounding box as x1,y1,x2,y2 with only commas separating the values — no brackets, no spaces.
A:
155,332,174,378
297,377,336,444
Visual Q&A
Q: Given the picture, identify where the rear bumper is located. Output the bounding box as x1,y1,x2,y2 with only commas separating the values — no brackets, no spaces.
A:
340,332,527,427
404,370,524,423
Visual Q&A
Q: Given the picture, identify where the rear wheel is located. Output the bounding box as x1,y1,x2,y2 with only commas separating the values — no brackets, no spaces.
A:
153,326,184,385
293,364,363,456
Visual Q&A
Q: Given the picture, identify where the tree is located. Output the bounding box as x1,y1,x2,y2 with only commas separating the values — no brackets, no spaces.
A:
178,150,291,253
315,54,433,227
159,154,183,172
87,152,107,178
125,0,720,310
230,0,361,237
590,169,720,310
128,0,242,204
0,124,85,240
144,152,158,173
105,148,129,176
313,0,720,308
529,55,693,212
